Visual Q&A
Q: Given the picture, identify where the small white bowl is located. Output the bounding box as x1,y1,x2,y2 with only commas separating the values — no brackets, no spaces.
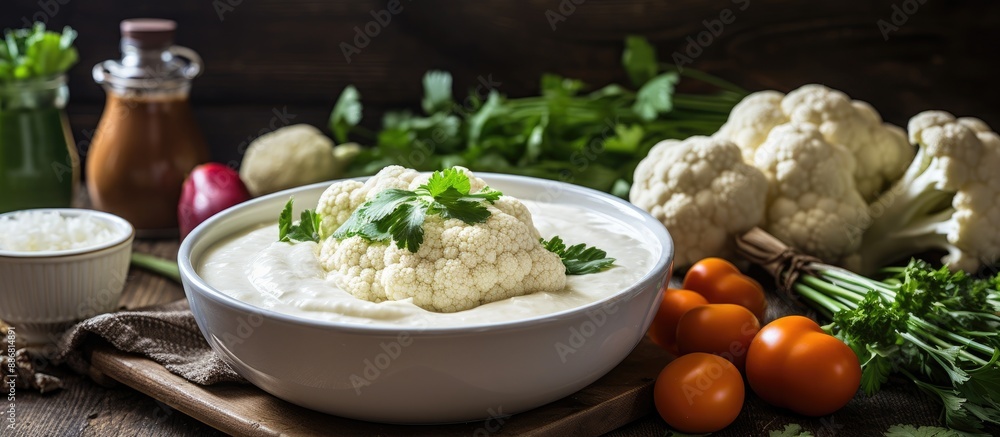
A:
0,208,134,345
180,174,673,423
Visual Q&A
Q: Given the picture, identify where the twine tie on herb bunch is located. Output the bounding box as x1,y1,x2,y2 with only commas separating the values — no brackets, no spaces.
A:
735,227,821,300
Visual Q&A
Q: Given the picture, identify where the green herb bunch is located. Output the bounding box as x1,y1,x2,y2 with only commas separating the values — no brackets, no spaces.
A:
792,260,1000,431
329,36,746,198
0,23,78,82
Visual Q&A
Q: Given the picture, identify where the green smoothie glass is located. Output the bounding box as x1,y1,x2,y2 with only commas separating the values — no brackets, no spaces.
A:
0,74,79,213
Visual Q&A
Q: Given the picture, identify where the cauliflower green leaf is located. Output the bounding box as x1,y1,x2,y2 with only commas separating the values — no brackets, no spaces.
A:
333,168,501,253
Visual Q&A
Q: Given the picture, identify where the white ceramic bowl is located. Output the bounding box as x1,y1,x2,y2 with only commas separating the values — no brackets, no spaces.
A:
0,208,134,345
179,174,673,423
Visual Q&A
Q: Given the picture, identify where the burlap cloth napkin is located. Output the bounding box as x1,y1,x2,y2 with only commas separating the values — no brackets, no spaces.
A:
58,299,245,385
0,299,245,390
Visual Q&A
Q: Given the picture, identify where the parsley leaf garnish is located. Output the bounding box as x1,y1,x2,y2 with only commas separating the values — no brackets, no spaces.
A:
277,198,321,243
541,236,616,275
333,168,501,253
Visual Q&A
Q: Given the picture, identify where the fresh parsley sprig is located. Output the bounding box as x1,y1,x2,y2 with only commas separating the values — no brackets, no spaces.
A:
278,198,321,243
541,236,616,275
788,259,1000,432
333,168,501,253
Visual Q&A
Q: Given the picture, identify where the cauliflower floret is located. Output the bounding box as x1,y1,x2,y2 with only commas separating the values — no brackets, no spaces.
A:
316,179,365,238
717,84,913,201
753,123,868,264
315,165,424,238
859,111,1000,273
630,136,768,268
240,124,357,197
714,91,786,153
316,166,565,312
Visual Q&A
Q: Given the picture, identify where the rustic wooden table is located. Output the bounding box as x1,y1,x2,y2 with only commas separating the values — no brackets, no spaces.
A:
15,239,999,437
13,240,672,436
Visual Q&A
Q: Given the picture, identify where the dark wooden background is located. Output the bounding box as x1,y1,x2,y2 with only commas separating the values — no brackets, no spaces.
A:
4,0,1000,171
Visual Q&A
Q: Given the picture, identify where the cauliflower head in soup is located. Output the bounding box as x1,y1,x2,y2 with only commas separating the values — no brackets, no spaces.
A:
315,166,567,313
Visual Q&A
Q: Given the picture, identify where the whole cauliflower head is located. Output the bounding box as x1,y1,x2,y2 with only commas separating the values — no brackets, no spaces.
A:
240,124,346,197
915,114,1000,272
315,166,566,312
717,84,913,201
630,136,768,268
754,123,868,264
858,111,1000,273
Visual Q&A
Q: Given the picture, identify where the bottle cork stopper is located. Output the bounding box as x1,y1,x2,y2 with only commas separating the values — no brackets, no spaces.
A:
121,18,176,49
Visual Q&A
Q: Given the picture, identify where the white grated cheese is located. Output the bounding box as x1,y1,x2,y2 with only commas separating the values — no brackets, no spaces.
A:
0,211,117,252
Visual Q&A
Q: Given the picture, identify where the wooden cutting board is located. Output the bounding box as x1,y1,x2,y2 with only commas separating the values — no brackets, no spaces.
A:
89,338,672,436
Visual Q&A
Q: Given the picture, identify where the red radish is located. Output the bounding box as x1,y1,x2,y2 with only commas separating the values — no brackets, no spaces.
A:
178,163,252,239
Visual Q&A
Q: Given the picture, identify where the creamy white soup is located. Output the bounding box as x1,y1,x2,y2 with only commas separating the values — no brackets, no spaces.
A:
197,200,659,328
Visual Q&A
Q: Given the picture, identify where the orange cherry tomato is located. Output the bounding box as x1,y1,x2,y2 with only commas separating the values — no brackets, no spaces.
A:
682,257,767,321
654,352,745,433
745,315,861,416
676,304,760,371
647,288,709,355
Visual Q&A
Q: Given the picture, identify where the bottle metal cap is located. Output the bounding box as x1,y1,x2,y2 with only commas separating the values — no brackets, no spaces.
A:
120,19,176,49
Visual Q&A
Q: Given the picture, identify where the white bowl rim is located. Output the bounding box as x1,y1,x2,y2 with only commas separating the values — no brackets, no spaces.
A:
0,208,135,258
178,172,673,335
